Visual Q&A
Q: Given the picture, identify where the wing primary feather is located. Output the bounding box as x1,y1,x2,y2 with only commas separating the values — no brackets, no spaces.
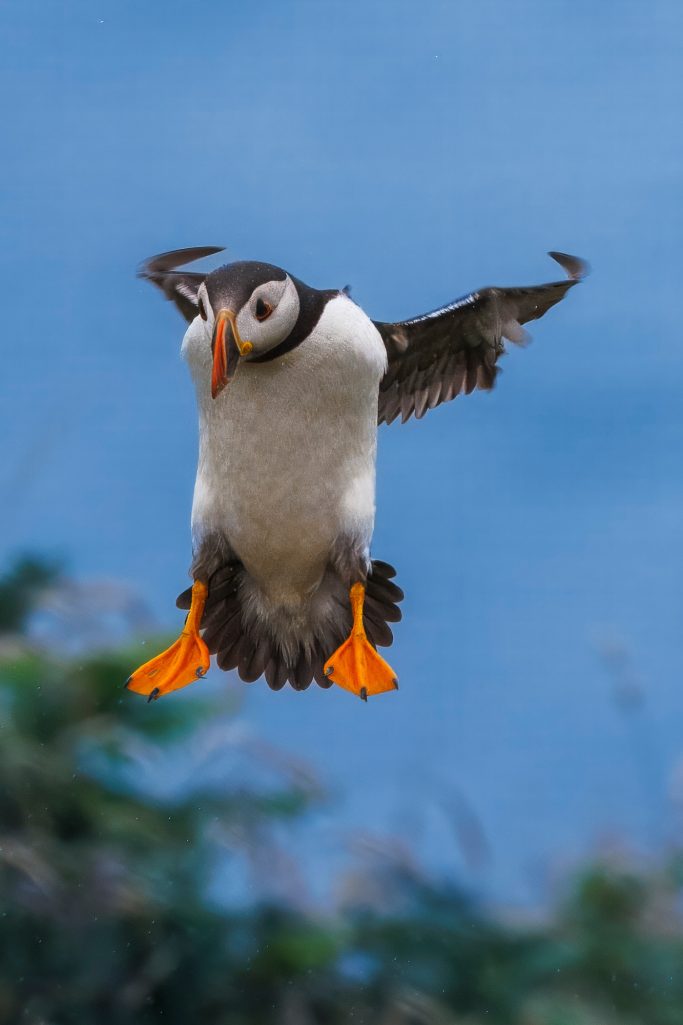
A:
138,246,225,277
138,245,225,323
375,251,588,425
547,250,590,281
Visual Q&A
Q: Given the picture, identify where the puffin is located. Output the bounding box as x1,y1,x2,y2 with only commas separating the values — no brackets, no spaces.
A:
126,247,587,701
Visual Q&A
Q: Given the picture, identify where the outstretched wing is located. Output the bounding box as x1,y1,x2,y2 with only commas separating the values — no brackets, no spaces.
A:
138,246,225,322
375,251,588,425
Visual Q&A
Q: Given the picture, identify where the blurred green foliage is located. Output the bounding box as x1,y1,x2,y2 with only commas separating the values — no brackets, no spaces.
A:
1,557,683,1024
0,554,62,634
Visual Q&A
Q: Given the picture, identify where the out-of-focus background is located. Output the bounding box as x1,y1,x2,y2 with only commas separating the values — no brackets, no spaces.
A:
2,1,683,1021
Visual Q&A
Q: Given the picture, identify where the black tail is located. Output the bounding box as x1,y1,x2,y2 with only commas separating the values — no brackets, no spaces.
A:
176,559,404,693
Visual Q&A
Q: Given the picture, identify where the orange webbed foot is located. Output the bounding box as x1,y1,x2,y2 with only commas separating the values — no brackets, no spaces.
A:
324,582,399,701
126,581,210,702
126,632,210,702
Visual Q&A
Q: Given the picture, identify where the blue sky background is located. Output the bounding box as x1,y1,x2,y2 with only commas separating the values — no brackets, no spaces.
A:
1,0,682,903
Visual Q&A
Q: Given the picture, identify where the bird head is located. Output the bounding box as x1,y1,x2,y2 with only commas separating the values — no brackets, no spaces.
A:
197,261,301,398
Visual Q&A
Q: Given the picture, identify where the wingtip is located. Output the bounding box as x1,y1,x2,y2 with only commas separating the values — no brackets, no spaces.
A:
137,245,226,280
547,251,590,282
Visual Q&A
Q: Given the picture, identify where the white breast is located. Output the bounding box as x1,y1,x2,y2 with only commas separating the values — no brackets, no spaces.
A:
182,295,387,606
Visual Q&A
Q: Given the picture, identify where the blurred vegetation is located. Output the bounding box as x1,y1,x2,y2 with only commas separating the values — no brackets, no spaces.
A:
1,556,683,1024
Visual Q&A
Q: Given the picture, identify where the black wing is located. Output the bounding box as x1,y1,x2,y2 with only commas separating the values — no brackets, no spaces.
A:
138,246,225,322
375,251,588,425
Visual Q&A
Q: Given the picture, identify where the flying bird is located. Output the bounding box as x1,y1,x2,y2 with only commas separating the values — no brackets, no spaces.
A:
126,247,587,701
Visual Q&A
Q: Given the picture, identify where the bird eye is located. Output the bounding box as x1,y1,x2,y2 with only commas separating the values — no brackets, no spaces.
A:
197,296,207,321
255,298,273,321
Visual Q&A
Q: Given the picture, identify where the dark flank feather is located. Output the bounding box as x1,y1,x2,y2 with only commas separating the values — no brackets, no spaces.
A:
138,246,225,322
375,251,589,425
176,559,404,692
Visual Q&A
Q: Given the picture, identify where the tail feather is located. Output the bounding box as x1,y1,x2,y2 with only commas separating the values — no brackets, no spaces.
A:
204,607,241,652
371,560,398,579
365,592,401,623
265,657,289,691
238,638,268,684
364,611,394,648
366,576,404,604
290,656,315,691
176,558,404,692
314,664,334,689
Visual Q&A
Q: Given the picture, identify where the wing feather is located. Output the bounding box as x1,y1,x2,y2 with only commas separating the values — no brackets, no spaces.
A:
138,246,225,322
375,251,588,425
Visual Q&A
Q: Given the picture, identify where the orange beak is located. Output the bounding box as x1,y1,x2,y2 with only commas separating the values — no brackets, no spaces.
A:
211,310,253,399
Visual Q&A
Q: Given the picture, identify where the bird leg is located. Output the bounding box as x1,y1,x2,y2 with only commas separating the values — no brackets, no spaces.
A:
126,580,210,702
323,582,398,701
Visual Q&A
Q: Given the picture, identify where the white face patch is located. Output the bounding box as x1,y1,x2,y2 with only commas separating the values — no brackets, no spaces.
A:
236,275,300,356
196,282,214,328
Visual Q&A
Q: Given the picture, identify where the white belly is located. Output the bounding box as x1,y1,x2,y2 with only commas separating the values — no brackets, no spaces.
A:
183,295,387,605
